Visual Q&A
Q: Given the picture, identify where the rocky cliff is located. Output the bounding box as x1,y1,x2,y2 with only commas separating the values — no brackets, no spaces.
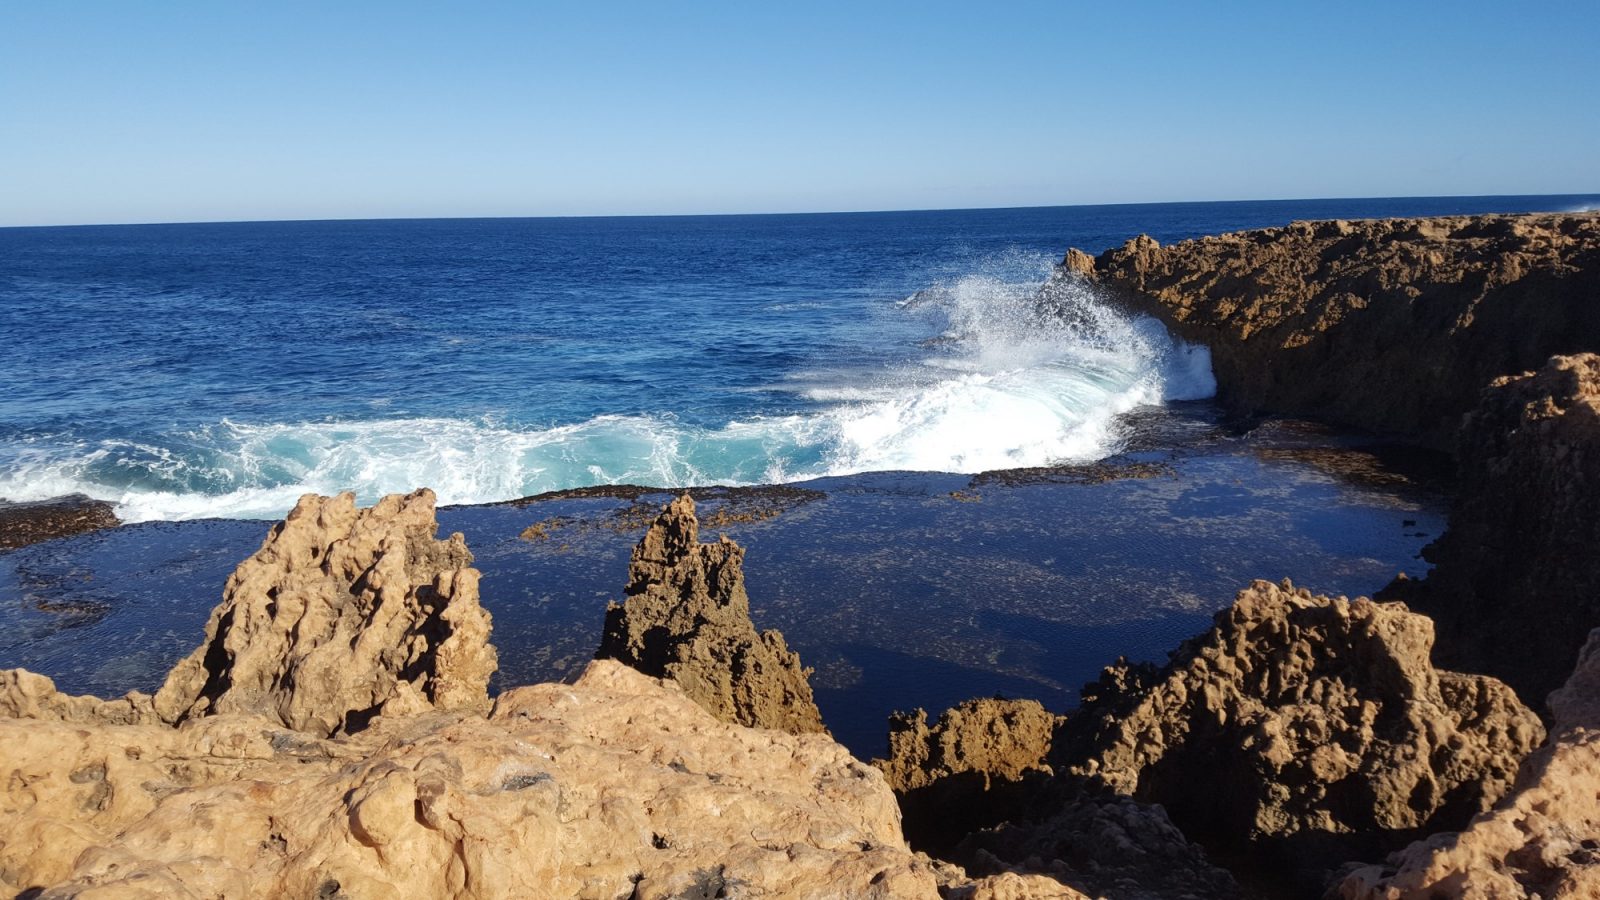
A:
1335,625,1600,898
1385,353,1600,707
596,493,827,735
1062,213,1600,448
1050,580,1543,886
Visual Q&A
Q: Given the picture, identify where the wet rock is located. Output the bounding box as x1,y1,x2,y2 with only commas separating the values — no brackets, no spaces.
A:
957,797,1242,900
0,495,118,550
151,489,497,736
1334,626,1600,898
1053,580,1544,884
876,697,1064,852
0,661,956,899
1387,353,1600,707
597,494,826,734
1065,213,1600,449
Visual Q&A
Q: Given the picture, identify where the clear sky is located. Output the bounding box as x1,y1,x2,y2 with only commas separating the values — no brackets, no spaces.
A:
2,1,1596,226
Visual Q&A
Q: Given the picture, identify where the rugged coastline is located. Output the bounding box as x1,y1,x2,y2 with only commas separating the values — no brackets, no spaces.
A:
4,212,1599,897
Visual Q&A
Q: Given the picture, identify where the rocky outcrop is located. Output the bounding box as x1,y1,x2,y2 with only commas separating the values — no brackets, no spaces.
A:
1,660,985,899
1063,213,1600,448
149,489,497,736
0,494,118,550
877,698,1064,851
1335,626,1600,898
1053,580,1544,881
1385,353,1600,707
597,493,826,735
957,798,1243,900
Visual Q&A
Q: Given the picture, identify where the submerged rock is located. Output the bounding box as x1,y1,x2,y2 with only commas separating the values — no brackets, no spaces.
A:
151,489,497,736
1387,353,1600,707
1065,213,1600,448
1053,580,1543,881
596,493,827,734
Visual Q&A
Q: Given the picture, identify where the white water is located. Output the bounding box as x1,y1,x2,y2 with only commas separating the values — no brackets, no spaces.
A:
0,262,1214,521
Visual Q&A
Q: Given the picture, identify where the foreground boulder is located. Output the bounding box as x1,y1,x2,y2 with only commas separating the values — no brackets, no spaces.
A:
1335,626,1600,898
1,660,967,898
1386,353,1600,706
1064,213,1600,448
597,493,827,734
151,489,497,736
877,698,1064,851
1053,580,1544,879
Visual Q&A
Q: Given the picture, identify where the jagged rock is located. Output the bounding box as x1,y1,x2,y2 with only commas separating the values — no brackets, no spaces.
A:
0,494,118,550
1334,627,1600,898
957,798,1243,900
596,493,826,734
1385,353,1600,707
1064,213,1600,448
151,489,496,736
0,669,154,725
943,871,1090,899
0,660,969,899
1053,580,1544,881
877,698,1064,851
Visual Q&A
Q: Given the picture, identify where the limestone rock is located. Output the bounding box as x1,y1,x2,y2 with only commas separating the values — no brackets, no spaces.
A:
0,669,154,726
597,493,826,734
957,798,1242,900
1334,627,1600,898
1386,353,1600,706
151,489,497,736
0,660,956,899
1054,580,1544,866
877,698,1064,851
1063,213,1600,448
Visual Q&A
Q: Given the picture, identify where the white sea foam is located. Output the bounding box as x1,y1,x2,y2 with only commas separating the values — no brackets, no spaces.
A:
0,257,1215,522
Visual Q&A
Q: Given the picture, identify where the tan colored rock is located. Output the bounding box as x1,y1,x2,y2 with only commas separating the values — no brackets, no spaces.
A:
1064,213,1600,449
1385,353,1600,707
597,493,826,734
1333,627,1600,899
150,489,496,736
1055,581,1544,859
1,660,960,899
945,871,1090,899
877,698,1064,851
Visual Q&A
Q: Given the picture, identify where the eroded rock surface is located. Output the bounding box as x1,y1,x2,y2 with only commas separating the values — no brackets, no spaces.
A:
1386,353,1600,706
1053,580,1544,879
0,494,118,550
151,489,497,736
1335,627,1600,898
1,660,969,899
596,493,826,734
1064,213,1600,448
877,698,1064,851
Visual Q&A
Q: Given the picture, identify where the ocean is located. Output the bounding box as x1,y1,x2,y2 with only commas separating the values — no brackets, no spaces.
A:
5,194,1595,523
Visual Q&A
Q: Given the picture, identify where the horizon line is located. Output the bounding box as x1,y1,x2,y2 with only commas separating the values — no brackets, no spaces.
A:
4,190,1599,231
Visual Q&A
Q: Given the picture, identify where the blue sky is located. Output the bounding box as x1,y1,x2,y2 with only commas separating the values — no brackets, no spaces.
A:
2,1,1596,226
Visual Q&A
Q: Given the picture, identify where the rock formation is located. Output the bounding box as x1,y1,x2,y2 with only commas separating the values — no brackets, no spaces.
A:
148,489,496,736
877,698,1064,851
596,493,827,734
1,660,986,899
0,494,118,550
1052,580,1543,881
1334,625,1600,898
1384,353,1600,707
957,798,1243,900
1063,213,1600,448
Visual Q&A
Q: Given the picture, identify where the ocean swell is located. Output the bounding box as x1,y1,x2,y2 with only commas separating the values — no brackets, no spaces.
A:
0,259,1214,521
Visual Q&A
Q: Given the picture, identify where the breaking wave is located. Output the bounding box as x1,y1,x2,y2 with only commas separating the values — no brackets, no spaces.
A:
0,256,1214,521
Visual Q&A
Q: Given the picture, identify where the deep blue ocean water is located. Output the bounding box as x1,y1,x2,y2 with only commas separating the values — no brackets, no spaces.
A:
3,195,1595,521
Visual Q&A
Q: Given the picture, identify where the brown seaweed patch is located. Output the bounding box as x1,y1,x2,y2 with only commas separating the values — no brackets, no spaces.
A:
968,460,1175,488
514,485,825,544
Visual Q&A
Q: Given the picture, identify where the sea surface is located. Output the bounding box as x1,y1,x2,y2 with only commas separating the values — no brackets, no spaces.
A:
3,194,1595,522
3,195,1595,755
